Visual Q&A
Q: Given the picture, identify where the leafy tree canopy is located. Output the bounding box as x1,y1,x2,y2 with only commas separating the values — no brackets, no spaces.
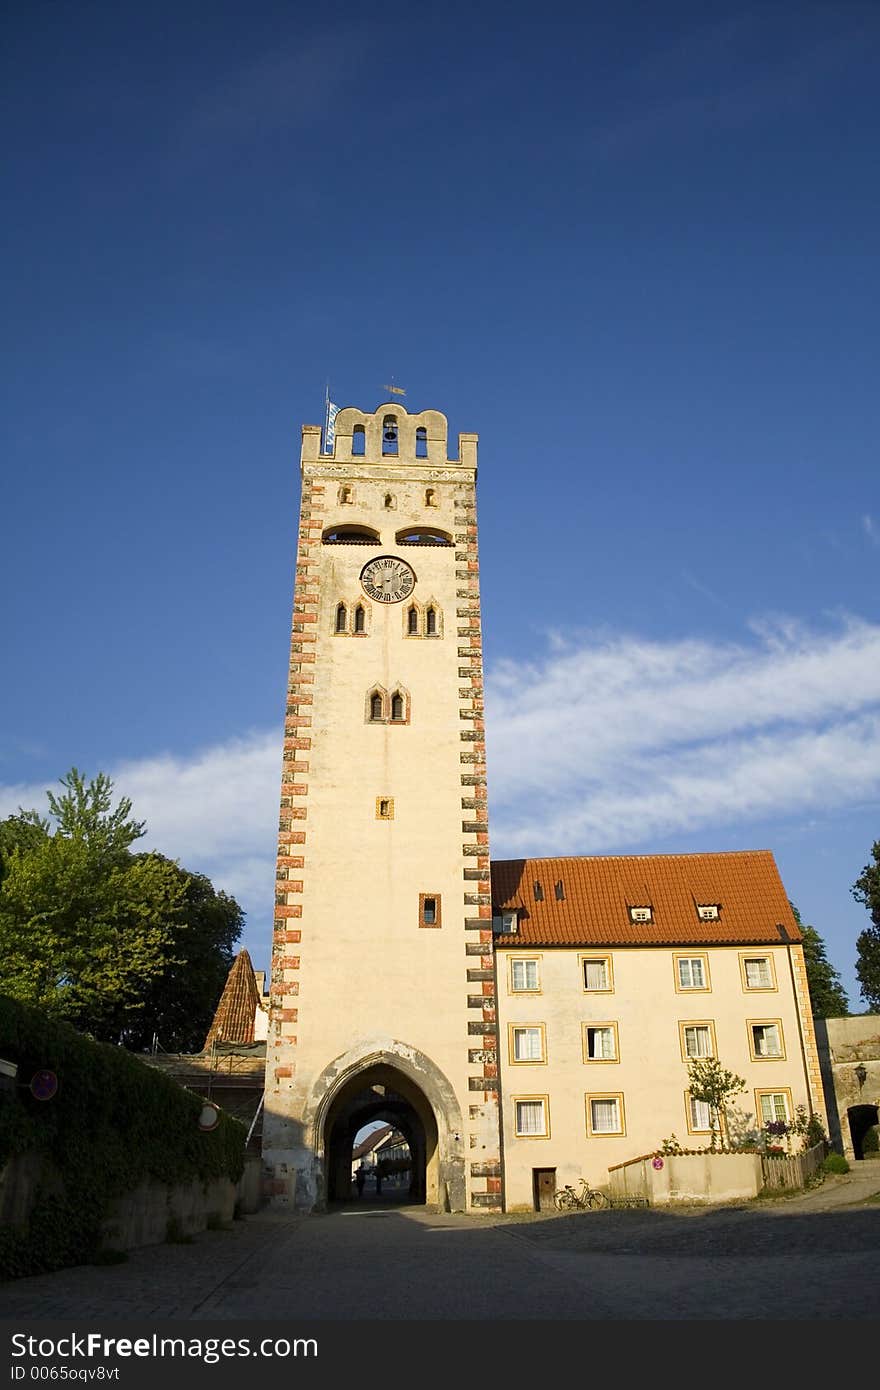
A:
853,840,880,1013
0,769,243,1046
789,902,849,1018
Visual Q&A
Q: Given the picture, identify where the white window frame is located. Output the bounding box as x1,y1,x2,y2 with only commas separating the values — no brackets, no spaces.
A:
583,1022,619,1063
675,954,709,992
756,1089,792,1124
685,1092,714,1134
509,1024,546,1064
586,1093,625,1137
513,1095,549,1138
740,953,777,991
679,1021,716,1060
749,1020,784,1060
581,954,613,993
509,957,541,994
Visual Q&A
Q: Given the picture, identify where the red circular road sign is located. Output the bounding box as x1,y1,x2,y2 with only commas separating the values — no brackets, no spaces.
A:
30,1070,59,1101
652,1157,664,1170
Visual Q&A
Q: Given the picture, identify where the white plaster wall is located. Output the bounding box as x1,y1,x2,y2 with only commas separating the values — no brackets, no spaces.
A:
496,943,815,1210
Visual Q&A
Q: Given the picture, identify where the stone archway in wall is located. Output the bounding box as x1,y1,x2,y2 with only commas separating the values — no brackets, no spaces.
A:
847,1103,879,1160
311,1047,466,1212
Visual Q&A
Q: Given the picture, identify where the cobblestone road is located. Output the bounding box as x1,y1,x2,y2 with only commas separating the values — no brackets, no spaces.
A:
1,1168,878,1322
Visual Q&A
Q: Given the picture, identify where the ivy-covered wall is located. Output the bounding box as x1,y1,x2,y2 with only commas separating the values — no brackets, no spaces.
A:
0,994,245,1277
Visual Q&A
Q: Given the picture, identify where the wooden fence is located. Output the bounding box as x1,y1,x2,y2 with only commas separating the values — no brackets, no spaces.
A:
761,1142,825,1191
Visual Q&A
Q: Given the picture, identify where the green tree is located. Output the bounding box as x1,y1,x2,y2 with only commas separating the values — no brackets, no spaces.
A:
789,902,849,1017
0,769,243,1044
687,1057,747,1151
853,840,880,1012
123,858,244,1052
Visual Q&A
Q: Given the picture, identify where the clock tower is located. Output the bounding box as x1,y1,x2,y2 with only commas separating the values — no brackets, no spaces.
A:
261,402,502,1212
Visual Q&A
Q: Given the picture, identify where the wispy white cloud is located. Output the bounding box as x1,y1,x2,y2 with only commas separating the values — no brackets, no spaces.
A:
863,514,879,546
486,615,880,854
3,616,879,959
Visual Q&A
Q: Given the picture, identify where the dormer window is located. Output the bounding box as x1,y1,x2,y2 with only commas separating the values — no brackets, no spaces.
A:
697,904,720,921
492,910,518,934
629,906,653,924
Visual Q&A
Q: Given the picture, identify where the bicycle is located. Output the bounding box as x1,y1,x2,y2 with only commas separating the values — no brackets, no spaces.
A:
553,1178,609,1211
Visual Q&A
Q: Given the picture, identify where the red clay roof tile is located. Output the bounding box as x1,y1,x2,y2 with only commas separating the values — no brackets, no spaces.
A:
491,851,801,948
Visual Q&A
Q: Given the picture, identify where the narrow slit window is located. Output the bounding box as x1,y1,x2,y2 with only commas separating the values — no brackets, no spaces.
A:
352,425,365,456
419,893,441,927
354,605,366,634
335,603,347,633
416,429,428,459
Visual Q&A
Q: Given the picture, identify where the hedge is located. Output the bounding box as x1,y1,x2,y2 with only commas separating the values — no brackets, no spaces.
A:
0,994,245,1277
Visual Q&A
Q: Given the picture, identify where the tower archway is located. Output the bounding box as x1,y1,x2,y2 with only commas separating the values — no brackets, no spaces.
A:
311,1047,466,1211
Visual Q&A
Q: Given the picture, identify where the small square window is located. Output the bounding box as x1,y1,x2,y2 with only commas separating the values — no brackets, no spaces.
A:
510,1025,546,1063
679,1021,716,1060
584,1023,618,1062
582,956,613,992
696,904,720,921
419,893,441,928
514,1096,549,1137
586,1094,625,1136
376,797,394,820
629,906,653,924
510,958,541,993
757,1089,792,1124
741,955,776,991
676,955,709,991
750,1021,784,1059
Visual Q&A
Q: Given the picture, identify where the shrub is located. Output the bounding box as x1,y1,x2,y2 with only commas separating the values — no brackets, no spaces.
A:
862,1126,879,1154
822,1152,850,1174
0,994,245,1277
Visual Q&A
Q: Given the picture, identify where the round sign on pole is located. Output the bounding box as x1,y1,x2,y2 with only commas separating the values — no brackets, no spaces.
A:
652,1156,664,1170
30,1070,59,1101
198,1101,221,1132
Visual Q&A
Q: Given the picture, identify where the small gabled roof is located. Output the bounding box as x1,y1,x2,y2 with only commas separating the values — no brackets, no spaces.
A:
203,949,263,1049
352,1125,394,1161
491,851,801,948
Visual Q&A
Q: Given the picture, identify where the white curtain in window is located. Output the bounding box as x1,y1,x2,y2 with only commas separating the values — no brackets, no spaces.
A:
754,1025,780,1057
514,1029,542,1061
689,1097,712,1130
512,960,538,991
589,1027,615,1059
516,1101,546,1135
678,958,705,988
760,1093,788,1123
745,958,771,988
591,1099,620,1133
584,960,608,990
685,1026,712,1058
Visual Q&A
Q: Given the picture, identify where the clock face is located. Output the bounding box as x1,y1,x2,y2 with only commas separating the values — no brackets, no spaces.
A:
360,555,416,604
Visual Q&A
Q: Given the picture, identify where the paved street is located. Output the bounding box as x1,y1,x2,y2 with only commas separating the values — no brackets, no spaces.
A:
1,1167,878,1322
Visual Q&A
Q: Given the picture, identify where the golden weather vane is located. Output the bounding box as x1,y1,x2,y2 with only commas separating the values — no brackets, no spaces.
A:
382,380,407,397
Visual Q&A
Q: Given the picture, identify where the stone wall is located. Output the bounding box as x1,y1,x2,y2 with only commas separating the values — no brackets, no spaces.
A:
815,1015,880,1159
609,1152,763,1205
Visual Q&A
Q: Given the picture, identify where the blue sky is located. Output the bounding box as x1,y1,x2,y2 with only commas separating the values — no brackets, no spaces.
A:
3,1,879,1008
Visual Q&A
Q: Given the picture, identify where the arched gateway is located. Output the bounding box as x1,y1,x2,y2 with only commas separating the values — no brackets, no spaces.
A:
261,405,502,1213
316,1048,465,1209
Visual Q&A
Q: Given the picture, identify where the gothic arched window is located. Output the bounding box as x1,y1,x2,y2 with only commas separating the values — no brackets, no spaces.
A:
370,692,384,721
407,606,419,636
335,603,347,633
426,606,437,636
391,692,404,721
354,605,366,634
